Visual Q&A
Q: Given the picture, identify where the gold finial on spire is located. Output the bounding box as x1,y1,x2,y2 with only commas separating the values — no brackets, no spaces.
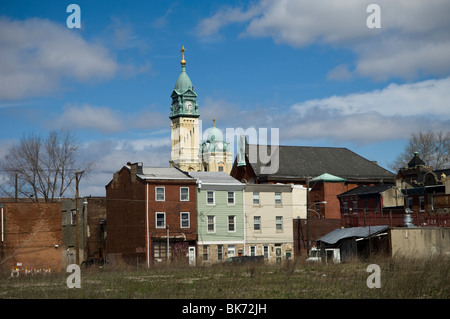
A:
180,45,186,66
213,117,216,127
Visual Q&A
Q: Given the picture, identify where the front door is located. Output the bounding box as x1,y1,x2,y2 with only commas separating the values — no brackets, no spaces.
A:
275,247,282,264
188,247,196,266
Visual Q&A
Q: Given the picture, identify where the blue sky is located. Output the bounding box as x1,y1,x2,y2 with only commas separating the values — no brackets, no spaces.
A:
1,0,450,196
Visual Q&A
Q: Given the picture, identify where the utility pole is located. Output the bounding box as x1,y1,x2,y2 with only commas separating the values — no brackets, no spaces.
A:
306,177,310,256
75,170,83,265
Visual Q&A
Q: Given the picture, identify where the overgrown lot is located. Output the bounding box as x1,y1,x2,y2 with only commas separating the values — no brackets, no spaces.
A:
1,256,448,299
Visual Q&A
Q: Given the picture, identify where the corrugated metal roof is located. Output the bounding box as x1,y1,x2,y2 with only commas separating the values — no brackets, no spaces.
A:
317,225,389,244
138,167,193,180
189,171,243,185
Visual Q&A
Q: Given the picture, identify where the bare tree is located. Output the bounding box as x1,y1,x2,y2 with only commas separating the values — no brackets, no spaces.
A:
0,130,94,201
390,130,450,171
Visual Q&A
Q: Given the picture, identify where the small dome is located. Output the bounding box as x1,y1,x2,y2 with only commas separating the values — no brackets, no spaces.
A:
207,126,223,143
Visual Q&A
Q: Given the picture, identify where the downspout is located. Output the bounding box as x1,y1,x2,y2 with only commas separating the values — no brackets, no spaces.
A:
243,189,246,256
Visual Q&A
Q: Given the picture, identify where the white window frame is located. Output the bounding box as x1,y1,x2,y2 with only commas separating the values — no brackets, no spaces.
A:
156,212,165,229
227,191,235,205
180,212,190,228
155,187,165,201
276,216,283,231
249,246,256,256
207,215,215,233
254,216,261,231
180,187,189,201
228,215,236,232
253,192,260,205
275,192,282,206
206,190,215,205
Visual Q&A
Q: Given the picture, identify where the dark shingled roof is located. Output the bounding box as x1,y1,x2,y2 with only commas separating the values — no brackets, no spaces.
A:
337,184,394,198
246,144,395,182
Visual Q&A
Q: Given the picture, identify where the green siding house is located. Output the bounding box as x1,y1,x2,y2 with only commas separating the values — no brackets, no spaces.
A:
189,172,245,265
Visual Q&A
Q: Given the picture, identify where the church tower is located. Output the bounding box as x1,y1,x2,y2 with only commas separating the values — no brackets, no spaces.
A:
169,46,202,171
169,46,233,173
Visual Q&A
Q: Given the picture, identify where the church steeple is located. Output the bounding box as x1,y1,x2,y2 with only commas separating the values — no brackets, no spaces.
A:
170,45,199,119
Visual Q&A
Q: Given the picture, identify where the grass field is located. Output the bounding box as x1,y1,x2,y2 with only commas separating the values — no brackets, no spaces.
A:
0,256,449,299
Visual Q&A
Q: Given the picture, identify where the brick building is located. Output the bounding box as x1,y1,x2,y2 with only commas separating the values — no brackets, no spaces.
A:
105,162,197,267
0,201,62,274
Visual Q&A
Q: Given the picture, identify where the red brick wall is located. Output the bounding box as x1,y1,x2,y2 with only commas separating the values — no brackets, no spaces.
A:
0,202,62,274
106,168,197,265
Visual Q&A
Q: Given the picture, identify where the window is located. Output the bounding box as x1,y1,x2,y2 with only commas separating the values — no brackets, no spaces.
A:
275,192,282,205
227,191,235,205
343,202,348,214
156,187,165,201
353,201,358,214
70,210,76,226
276,216,283,231
228,215,236,232
207,215,215,233
253,192,260,205
156,212,165,228
180,212,190,228
228,245,235,257
408,198,413,210
419,196,425,212
263,246,270,260
180,187,189,201
207,190,215,205
218,166,224,172
217,245,223,261
202,245,209,261
254,216,261,231
154,241,171,260
249,246,256,256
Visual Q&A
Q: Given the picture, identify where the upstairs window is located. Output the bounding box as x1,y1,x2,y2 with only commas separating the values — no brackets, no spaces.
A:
253,192,260,205
180,187,189,201
227,191,235,205
207,191,215,205
275,192,282,205
156,187,165,201
156,212,165,228
180,212,190,228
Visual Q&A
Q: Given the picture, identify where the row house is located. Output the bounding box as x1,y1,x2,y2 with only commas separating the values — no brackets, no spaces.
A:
189,171,245,265
105,162,197,267
105,163,307,266
244,184,297,264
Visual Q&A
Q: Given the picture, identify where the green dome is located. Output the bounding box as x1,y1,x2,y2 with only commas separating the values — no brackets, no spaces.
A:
207,126,223,143
174,66,193,94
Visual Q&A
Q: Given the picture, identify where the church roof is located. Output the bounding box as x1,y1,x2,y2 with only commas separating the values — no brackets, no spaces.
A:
407,152,426,168
174,65,193,94
245,144,395,182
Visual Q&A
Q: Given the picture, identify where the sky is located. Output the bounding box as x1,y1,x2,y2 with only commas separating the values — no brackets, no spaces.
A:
1,0,450,197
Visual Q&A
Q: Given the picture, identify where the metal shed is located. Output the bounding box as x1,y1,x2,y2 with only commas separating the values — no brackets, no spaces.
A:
316,226,389,262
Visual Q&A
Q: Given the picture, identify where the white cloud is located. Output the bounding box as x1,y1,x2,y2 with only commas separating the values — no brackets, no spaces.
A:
49,104,169,134
198,0,450,81
52,104,125,134
0,17,118,100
